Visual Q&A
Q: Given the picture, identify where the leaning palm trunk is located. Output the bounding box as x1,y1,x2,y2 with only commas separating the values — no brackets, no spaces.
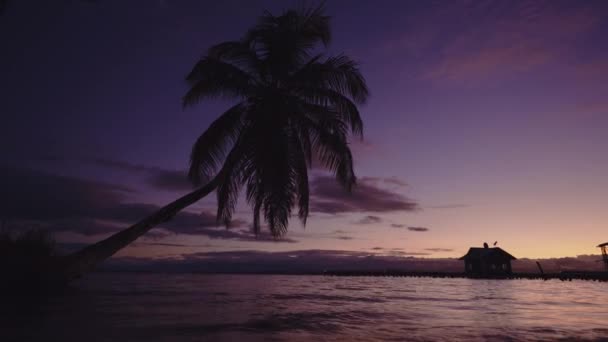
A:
60,178,219,281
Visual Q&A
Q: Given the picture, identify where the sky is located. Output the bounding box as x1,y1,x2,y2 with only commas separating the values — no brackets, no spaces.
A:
1,0,608,268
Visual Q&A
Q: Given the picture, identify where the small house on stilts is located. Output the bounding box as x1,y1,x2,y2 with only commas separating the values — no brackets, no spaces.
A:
460,243,516,276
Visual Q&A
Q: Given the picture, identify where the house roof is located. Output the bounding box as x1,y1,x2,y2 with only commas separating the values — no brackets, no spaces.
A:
459,247,516,260
598,242,608,248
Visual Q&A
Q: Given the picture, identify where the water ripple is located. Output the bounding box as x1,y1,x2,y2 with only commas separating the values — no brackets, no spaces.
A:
7,274,608,342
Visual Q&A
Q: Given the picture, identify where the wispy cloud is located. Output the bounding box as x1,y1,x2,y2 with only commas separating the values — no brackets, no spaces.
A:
310,176,418,214
87,157,193,191
358,176,408,188
574,60,608,81
40,155,193,191
354,215,382,225
569,100,608,119
428,204,471,210
138,242,219,248
425,248,454,253
388,250,431,256
390,224,429,232
0,167,295,243
387,0,604,84
407,227,429,232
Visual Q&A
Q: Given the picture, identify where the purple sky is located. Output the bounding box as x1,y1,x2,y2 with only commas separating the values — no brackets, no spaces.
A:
1,0,608,264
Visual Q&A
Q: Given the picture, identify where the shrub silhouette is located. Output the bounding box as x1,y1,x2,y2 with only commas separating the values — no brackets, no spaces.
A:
1,229,59,292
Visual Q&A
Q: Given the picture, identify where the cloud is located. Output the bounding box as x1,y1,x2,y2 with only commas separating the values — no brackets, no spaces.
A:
138,242,219,248
335,236,354,241
187,228,298,243
0,167,295,243
146,169,192,191
424,42,552,82
40,155,193,191
569,100,608,119
88,158,193,192
424,248,454,253
0,166,130,222
388,1,604,84
391,224,431,231
380,177,408,187
358,176,408,188
40,158,418,216
371,247,383,250
310,176,418,214
354,215,382,225
574,60,608,82
428,204,470,210
388,251,431,256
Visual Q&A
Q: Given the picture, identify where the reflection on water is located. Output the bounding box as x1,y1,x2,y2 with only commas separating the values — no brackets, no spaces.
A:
4,273,608,341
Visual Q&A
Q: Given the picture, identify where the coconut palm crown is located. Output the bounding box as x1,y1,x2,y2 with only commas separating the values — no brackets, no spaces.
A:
184,6,369,237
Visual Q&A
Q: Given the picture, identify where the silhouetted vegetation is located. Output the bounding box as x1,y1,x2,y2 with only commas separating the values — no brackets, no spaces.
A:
0,228,60,292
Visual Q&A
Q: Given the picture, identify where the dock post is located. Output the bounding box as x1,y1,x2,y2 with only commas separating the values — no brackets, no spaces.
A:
536,261,546,279
599,243,608,272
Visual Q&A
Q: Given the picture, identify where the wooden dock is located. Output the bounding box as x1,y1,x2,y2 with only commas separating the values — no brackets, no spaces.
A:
324,270,608,282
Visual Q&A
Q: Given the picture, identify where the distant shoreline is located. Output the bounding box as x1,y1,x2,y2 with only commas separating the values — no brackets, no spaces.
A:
90,269,608,281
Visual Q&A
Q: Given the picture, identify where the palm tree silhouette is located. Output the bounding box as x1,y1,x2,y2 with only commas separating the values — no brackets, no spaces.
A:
60,6,368,281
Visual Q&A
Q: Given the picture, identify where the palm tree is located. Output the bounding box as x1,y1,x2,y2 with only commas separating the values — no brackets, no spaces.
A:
60,6,368,281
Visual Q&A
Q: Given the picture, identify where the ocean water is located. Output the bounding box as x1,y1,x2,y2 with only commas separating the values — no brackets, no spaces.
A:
4,273,608,341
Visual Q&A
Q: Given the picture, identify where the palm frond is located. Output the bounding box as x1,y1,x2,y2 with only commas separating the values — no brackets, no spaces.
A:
245,5,331,75
293,90,363,137
207,40,263,77
291,55,369,104
188,102,247,185
290,128,310,225
215,131,254,226
183,57,255,106
297,4,331,46
307,119,356,191
251,198,263,235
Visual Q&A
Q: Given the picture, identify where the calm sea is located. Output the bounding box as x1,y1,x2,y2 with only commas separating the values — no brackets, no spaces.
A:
4,273,608,341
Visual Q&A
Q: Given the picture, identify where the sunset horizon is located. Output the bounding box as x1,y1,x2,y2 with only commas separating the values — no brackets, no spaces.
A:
3,1,608,341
